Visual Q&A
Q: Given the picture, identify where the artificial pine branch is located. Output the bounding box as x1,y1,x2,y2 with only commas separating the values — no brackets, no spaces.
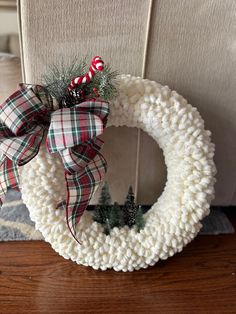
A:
88,65,118,101
42,56,87,105
42,57,118,106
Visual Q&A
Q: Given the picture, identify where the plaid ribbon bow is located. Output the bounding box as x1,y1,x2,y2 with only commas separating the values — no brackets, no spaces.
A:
0,84,109,242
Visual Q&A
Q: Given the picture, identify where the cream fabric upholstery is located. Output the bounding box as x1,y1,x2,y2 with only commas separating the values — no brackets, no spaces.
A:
18,0,236,205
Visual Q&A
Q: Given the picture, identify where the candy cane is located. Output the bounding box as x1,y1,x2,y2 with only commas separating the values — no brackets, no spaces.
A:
68,56,104,91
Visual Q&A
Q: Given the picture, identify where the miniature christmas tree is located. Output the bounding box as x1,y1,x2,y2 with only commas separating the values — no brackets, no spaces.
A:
93,182,112,224
109,201,124,229
98,181,112,205
123,186,137,227
103,218,111,235
135,205,145,232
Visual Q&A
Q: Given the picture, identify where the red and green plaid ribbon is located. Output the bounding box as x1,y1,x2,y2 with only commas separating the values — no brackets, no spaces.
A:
0,84,109,243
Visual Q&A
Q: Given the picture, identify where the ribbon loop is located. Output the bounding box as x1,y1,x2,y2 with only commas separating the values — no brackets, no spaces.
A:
0,85,52,136
47,108,104,153
76,100,110,125
0,125,45,165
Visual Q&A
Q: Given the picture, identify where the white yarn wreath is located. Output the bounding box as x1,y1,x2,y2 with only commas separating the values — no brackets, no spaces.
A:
20,75,216,272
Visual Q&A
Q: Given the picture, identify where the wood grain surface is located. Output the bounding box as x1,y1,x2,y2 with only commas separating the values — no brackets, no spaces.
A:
0,213,235,314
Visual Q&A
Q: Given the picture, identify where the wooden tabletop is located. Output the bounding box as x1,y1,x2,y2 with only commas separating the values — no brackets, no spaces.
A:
0,214,236,314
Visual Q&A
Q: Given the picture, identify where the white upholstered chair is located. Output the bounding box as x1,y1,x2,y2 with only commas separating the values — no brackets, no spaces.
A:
17,0,236,205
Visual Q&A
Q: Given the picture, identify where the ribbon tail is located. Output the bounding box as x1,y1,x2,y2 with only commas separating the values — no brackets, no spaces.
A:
0,158,19,205
64,153,107,243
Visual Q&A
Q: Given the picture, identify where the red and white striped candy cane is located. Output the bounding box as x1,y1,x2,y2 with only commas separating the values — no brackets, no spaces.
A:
68,56,104,91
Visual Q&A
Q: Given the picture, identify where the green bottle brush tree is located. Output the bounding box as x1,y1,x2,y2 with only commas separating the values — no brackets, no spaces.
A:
93,183,145,235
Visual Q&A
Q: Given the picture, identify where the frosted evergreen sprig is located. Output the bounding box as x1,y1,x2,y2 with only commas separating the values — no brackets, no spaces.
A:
42,57,87,104
42,57,118,106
